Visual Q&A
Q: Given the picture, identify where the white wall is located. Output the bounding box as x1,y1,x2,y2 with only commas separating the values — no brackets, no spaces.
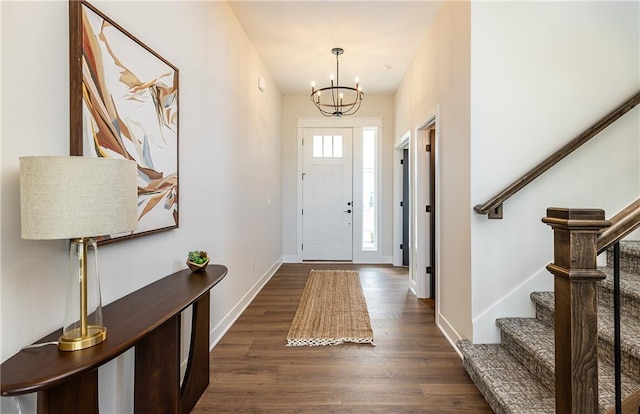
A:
281,95,395,262
395,0,639,347
394,1,472,342
470,1,640,343
1,1,282,412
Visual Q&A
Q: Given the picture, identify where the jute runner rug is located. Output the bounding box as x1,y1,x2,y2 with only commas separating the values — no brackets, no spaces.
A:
286,269,374,346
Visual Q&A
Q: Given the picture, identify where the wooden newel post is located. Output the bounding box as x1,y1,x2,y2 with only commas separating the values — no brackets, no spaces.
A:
542,208,611,414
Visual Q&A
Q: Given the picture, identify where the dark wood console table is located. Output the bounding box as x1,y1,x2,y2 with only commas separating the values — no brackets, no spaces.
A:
1,265,227,414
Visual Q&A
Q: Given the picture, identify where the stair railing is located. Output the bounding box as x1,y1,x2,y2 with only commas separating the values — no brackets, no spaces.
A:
543,208,610,414
598,197,640,414
606,389,640,414
475,91,640,219
544,199,640,414
597,198,640,254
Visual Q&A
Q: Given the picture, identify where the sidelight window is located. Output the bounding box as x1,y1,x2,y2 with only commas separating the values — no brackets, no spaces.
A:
362,127,377,251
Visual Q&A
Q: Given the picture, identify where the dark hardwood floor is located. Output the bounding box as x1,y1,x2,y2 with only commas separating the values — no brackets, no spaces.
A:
192,263,492,413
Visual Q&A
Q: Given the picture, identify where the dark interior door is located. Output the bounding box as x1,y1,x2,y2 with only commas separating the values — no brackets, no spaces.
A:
402,148,409,266
429,129,436,298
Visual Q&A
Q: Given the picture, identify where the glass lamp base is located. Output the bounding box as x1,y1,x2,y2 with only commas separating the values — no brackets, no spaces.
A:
58,325,107,351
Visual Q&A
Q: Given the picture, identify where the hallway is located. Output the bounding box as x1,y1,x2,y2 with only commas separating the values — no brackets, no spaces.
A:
192,263,492,413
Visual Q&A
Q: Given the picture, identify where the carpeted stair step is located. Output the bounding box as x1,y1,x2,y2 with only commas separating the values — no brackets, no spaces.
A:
531,291,554,328
599,265,640,321
495,316,640,412
531,291,640,379
607,241,640,274
460,241,640,414
456,340,555,414
601,240,640,320
532,270,640,330
496,318,555,392
597,304,640,380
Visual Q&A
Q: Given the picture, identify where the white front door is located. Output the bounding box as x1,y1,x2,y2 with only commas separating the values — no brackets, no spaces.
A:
302,128,353,260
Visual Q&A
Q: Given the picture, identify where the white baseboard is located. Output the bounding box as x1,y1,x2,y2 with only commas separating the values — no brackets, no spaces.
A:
352,255,393,264
208,257,283,349
471,267,553,344
282,255,393,264
282,254,300,263
437,312,464,359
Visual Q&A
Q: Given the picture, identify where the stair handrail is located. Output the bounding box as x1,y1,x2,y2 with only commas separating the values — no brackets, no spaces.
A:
597,198,640,255
605,388,640,414
475,91,640,218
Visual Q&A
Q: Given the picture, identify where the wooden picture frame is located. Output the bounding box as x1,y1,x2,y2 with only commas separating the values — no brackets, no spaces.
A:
69,0,179,244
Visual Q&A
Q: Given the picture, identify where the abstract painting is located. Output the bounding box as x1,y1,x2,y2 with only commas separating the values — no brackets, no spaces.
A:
70,1,179,243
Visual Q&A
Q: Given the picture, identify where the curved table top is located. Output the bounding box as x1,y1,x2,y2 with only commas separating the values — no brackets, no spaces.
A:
1,265,227,396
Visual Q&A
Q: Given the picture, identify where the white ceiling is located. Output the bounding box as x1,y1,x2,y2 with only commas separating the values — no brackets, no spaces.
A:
228,1,443,96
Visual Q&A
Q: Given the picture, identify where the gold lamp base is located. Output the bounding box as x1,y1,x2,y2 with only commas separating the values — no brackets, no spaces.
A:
58,326,107,351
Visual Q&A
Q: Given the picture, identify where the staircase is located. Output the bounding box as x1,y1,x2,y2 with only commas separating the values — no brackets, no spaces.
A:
457,241,640,414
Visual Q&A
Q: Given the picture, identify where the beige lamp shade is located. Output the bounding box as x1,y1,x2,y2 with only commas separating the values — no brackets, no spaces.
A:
20,156,138,240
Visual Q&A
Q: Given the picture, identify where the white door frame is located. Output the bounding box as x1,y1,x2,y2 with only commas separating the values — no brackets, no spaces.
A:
393,107,440,299
296,117,383,262
412,117,432,298
393,131,410,267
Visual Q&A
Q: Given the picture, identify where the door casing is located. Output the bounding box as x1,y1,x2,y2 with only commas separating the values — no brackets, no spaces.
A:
393,107,440,300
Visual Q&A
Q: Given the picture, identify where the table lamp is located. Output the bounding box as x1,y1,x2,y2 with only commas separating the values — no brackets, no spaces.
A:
20,156,138,351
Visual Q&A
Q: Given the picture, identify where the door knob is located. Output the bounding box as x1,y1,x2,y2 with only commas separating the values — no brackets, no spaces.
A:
344,209,352,214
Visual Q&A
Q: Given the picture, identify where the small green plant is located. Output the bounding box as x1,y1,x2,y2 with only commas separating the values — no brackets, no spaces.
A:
188,250,208,264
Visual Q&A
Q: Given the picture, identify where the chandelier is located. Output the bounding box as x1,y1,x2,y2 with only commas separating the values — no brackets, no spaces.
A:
310,48,364,117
